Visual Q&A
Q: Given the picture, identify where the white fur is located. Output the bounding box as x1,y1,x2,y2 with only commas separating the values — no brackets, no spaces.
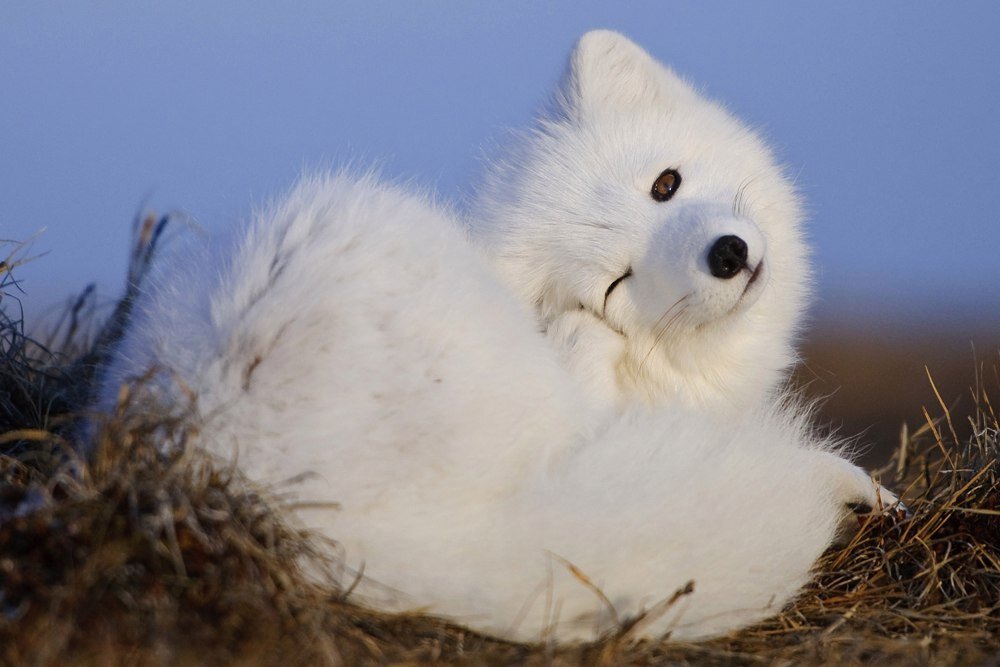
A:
97,31,896,643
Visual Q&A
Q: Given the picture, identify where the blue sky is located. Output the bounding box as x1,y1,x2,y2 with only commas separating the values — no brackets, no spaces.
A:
2,2,998,331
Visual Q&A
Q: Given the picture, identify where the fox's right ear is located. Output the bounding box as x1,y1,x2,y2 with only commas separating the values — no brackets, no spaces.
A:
556,30,681,121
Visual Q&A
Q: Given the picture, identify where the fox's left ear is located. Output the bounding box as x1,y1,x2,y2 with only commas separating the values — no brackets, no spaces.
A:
558,30,682,121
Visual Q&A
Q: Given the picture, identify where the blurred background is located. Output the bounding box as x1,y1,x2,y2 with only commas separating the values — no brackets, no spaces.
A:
2,2,998,462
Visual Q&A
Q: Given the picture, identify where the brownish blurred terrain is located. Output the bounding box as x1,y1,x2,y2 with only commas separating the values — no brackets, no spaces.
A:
796,313,999,467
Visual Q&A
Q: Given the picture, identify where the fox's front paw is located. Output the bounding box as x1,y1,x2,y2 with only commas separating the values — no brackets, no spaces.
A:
547,309,626,411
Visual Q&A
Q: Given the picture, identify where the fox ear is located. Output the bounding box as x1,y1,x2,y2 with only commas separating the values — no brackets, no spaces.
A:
558,30,677,120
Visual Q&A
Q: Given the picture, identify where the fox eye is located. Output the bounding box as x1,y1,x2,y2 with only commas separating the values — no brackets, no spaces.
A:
651,168,681,202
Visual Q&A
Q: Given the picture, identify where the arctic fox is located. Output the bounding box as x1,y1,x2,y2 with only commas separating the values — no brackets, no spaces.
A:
97,31,897,643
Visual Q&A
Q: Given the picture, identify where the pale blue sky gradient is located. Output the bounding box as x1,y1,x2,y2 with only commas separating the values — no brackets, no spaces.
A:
2,2,998,331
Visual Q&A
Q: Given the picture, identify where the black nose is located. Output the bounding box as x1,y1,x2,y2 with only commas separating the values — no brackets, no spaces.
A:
707,235,748,279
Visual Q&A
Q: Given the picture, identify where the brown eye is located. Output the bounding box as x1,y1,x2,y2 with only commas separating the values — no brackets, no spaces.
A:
651,168,681,202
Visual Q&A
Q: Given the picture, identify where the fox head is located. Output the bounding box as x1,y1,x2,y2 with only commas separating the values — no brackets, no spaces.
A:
472,30,809,408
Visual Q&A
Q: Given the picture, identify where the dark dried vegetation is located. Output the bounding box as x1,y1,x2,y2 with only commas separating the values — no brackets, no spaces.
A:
0,236,997,665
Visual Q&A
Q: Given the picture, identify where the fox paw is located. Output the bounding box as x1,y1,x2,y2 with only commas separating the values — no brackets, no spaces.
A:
546,309,626,411
819,452,907,542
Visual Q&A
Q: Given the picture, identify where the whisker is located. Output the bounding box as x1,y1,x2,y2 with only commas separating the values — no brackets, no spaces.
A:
641,308,687,373
638,295,689,374
732,176,759,219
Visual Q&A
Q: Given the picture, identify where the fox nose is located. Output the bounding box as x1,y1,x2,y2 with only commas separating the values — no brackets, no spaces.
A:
707,235,748,279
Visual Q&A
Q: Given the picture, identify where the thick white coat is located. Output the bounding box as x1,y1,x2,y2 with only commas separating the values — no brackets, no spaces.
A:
99,31,894,643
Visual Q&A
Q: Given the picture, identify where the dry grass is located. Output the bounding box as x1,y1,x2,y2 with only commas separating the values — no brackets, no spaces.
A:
0,239,997,665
